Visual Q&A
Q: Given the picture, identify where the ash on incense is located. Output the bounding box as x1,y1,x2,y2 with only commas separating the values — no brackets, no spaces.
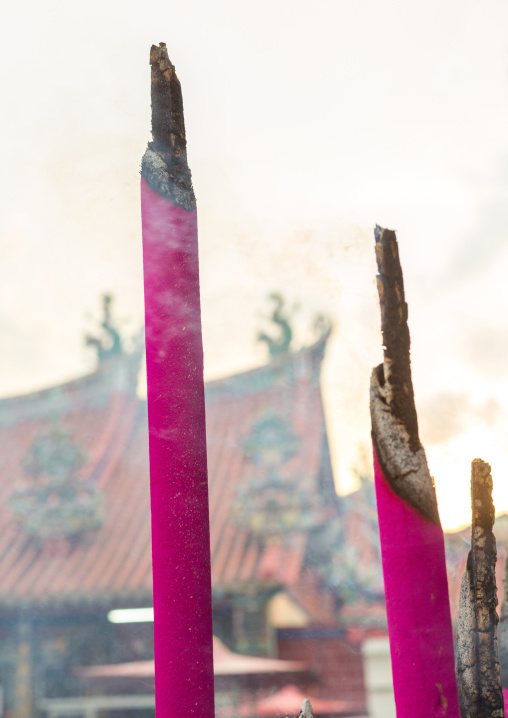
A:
370,225,460,716
141,42,196,211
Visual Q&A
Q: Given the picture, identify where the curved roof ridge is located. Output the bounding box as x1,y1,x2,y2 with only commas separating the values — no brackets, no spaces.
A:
0,351,143,426
205,334,330,402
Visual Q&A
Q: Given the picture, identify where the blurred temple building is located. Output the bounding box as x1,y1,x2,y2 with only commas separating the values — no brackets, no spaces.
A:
0,298,385,718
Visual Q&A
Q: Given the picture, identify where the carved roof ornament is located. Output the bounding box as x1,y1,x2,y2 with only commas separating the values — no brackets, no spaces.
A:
257,294,332,360
85,294,123,364
257,293,293,358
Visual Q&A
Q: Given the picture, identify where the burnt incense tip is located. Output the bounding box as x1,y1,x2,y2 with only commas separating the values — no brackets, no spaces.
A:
374,225,419,451
370,226,440,525
471,458,495,532
299,699,314,718
456,458,503,717
150,42,171,66
149,42,186,155
141,42,196,211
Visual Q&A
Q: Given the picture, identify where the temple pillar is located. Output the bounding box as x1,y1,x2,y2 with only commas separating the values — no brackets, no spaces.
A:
15,619,33,718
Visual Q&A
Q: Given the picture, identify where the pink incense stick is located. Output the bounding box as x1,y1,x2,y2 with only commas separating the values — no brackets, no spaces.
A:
141,44,214,717
370,226,460,717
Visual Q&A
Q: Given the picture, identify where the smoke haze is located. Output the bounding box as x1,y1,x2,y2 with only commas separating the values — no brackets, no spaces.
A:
2,0,508,527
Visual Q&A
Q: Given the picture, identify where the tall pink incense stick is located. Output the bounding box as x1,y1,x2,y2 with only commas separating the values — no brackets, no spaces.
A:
370,226,460,717
141,43,214,718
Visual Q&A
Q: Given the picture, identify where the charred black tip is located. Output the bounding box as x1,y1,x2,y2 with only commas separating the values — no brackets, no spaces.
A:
370,227,441,524
471,459,495,533
149,43,186,157
374,225,420,452
142,43,196,211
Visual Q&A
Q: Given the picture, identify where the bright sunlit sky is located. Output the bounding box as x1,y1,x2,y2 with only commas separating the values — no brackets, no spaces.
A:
2,0,508,530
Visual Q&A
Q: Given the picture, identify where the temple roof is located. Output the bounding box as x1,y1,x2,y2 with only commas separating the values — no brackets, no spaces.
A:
0,338,334,612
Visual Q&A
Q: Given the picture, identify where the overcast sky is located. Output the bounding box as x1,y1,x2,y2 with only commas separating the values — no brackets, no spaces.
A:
2,0,508,529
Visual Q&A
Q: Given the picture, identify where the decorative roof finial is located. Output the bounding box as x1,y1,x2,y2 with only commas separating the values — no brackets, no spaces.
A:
257,293,293,357
85,294,123,363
